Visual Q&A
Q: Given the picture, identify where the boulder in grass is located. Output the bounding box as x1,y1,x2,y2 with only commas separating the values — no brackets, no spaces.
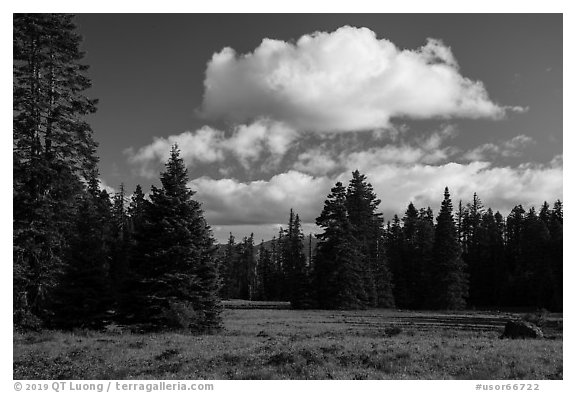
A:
501,320,544,339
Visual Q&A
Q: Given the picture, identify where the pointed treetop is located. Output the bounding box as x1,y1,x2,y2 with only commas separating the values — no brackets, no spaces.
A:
404,202,419,220
160,144,192,197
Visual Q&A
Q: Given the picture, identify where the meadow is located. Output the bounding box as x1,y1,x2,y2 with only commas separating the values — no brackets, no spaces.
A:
13,302,563,380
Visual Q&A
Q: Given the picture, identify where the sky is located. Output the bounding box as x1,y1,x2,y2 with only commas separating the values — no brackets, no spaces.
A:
73,14,563,243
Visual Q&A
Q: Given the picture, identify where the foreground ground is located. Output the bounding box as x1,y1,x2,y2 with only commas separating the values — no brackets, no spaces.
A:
13,303,562,379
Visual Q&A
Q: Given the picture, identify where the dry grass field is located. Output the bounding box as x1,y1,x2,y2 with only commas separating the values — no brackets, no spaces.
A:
13,303,562,380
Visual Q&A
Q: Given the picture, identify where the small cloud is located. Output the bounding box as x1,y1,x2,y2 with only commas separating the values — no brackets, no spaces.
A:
125,126,227,178
505,105,529,114
188,171,332,225
372,123,409,141
550,154,562,167
125,120,298,178
218,167,233,177
462,134,535,161
293,148,340,176
222,119,299,170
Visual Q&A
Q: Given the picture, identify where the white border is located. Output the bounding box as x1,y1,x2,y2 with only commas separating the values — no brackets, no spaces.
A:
2,1,572,391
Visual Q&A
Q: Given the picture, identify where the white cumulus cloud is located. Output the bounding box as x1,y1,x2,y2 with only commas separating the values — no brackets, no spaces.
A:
125,120,298,177
201,26,505,132
189,170,333,225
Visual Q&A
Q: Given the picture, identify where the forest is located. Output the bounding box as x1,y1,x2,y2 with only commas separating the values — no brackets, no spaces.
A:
217,180,563,313
13,14,563,336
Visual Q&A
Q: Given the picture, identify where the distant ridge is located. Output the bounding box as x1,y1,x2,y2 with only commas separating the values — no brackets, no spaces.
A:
216,234,319,263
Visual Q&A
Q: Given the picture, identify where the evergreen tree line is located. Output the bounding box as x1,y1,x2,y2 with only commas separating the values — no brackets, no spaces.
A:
13,14,221,331
220,177,563,312
385,192,563,311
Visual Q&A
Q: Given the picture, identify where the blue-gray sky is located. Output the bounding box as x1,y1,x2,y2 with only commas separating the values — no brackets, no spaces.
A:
74,14,562,243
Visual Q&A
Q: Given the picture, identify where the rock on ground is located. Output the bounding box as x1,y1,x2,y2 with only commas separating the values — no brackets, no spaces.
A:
501,320,544,339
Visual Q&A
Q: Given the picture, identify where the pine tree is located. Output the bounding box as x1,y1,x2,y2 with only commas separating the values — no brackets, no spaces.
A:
255,240,274,301
373,224,395,308
308,233,313,266
391,202,430,309
116,184,148,319
539,201,551,227
127,145,221,331
396,203,420,308
13,14,100,327
232,235,255,299
412,207,435,308
128,184,147,231
52,172,112,329
314,182,365,309
346,171,376,305
275,228,288,300
430,187,468,309
346,170,394,307
456,200,466,247
504,205,525,306
385,215,405,306
110,183,130,302
505,205,525,272
247,234,258,300
471,208,506,307
548,200,563,310
521,207,553,309
218,233,236,299
492,211,507,305
269,235,283,300
463,193,486,307
282,211,310,309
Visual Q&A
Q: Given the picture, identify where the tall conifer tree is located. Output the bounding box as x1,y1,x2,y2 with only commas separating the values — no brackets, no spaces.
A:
14,14,100,326
314,182,365,309
346,170,394,307
127,145,221,331
431,187,468,309
282,211,310,309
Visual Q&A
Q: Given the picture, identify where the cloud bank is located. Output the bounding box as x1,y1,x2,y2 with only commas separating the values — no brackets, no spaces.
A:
201,26,505,132
190,156,562,227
